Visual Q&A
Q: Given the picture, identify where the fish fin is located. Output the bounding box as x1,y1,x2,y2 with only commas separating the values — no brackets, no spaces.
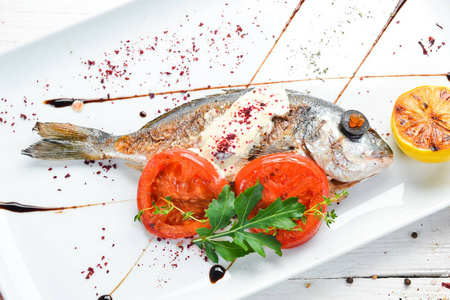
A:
139,89,248,130
32,122,105,140
125,163,145,172
248,144,294,160
22,139,89,160
329,179,360,196
222,88,247,94
22,122,111,160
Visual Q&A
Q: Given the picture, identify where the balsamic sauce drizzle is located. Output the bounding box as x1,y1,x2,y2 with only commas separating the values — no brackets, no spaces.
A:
246,0,307,87
333,0,408,104
0,200,131,213
104,239,153,298
43,73,446,109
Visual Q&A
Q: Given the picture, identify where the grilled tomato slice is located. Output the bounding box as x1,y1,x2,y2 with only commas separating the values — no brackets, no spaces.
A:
234,153,329,249
392,85,450,163
137,149,227,239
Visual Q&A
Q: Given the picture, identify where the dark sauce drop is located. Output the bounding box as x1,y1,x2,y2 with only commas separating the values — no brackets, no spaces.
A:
446,72,450,82
139,111,147,118
0,202,63,213
0,201,104,213
44,95,144,108
98,295,112,300
209,265,226,284
43,98,76,108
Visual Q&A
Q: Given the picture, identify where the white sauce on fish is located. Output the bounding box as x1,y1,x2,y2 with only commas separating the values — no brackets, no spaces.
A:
197,86,289,178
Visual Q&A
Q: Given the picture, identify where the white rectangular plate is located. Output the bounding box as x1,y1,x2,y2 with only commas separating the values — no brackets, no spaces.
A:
0,0,449,299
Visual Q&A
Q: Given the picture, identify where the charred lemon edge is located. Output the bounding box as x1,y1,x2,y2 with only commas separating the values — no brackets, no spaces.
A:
391,85,450,163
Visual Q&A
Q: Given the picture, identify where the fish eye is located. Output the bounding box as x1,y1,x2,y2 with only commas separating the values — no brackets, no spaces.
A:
339,110,370,141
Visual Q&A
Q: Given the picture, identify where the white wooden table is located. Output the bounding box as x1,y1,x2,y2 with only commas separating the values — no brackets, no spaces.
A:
0,1,449,299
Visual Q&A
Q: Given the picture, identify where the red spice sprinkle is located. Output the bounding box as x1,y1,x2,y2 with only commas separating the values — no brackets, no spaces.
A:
85,267,94,279
442,282,450,289
216,133,237,154
199,23,204,27
149,93,155,99
418,41,428,55
428,36,435,47
64,173,71,178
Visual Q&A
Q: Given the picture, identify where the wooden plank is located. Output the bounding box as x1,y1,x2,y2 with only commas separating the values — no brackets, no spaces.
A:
0,0,131,51
300,207,450,278
248,278,450,300
250,207,450,299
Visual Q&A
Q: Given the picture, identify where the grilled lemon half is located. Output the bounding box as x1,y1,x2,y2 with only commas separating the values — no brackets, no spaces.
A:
391,85,450,163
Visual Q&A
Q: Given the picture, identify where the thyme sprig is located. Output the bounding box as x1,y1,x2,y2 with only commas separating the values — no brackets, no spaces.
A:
302,190,348,227
134,195,207,224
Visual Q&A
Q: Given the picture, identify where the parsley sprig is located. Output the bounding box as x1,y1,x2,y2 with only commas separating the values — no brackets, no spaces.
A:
192,182,306,263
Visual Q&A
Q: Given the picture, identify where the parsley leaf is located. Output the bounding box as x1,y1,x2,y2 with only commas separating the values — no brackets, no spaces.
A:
239,197,305,230
197,185,236,237
234,181,263,227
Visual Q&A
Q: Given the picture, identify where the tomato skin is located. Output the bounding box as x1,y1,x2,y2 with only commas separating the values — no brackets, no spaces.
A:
137,149,227,239
234,153,329,248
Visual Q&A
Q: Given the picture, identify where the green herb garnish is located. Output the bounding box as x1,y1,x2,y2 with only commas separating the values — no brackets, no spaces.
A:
135,182,347,264
303,190,348,227
192,182,306,263
134,195,207,224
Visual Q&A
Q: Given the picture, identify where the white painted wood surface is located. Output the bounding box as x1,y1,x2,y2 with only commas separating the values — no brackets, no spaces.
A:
0,1,449,299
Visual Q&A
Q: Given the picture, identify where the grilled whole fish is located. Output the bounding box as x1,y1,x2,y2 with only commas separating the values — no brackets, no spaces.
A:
22,87,393,186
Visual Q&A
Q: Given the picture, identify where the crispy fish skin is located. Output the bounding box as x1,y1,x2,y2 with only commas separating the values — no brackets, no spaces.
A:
22,89,393,183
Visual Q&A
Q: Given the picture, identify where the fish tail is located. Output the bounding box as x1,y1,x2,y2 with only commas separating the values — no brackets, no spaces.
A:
21,122,112,161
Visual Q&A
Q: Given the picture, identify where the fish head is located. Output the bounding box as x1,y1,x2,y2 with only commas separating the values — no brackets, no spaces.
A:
303,109,394,183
